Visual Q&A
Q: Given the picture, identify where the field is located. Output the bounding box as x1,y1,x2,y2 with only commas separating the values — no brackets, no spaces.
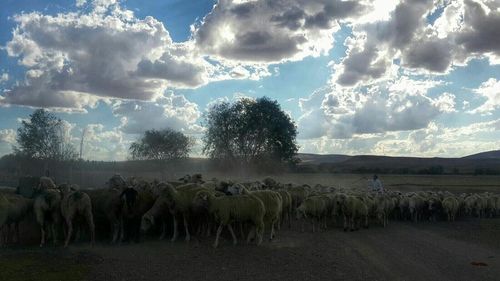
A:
1,173,500,281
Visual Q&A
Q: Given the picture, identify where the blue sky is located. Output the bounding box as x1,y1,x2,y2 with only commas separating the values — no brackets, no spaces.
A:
0,0,499,160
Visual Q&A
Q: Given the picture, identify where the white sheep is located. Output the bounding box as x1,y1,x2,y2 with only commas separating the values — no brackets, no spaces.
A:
1,194,33,244
296,195,329,232
442,196,459,222
34,188,62,247
37,176,56,191
59,184,95,247
192,190,265,248
335,194,368,231
228,184,282,240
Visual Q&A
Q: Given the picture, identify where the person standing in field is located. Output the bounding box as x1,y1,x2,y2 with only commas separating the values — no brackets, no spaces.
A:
369,175,384,192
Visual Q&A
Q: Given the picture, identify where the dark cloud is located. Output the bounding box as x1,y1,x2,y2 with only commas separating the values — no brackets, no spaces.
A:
194,0,367,63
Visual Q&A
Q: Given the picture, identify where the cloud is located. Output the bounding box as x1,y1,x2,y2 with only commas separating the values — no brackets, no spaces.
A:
298,76,452,139
0,129,17,157
0,73,8,83
333,0,500,87
298,118,500,157
0,129,16,145
455,0,500,63
113,92,202,135
193,0,366,63
468,78,500,114
1,5,211,111
80,123,130,161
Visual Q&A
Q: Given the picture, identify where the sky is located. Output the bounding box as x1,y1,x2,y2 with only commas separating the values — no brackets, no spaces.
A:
0,0,499,160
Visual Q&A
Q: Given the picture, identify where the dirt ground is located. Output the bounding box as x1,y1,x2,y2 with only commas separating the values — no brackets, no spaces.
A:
1,218,500,281
1,174,499,281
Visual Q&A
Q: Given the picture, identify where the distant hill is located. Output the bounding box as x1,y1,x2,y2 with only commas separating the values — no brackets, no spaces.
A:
462,150,500,160
298,153,351,165
297,151,500,175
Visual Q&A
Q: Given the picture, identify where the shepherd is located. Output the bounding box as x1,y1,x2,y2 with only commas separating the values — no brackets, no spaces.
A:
369,175,384,192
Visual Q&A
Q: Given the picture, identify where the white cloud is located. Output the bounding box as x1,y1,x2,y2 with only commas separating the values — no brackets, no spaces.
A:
468,78,500,114
0,73,8,83
298,76,453,139
113,92,202,135
0,129,16,145
299,119,500,157
333,0,500,87
1,5,212,111
0,129,17,157
80,124,130,161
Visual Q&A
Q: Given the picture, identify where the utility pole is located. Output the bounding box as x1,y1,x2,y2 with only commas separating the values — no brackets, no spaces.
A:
80,126,88,160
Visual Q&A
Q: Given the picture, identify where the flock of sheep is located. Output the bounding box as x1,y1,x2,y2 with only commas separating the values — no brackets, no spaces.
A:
0,174,499,248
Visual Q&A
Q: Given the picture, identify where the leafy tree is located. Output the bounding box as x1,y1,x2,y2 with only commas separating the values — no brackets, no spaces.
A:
130,129,193,160
203,97,298,165
16,109,77,161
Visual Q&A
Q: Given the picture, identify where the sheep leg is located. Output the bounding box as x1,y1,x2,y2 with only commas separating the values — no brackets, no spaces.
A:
213,223,224,248
38,222,45,247
183,215,190,242
119,217,125,242
343,215,348,232
246,226,255,243
171,216,178,242
14,223,20,244
111,220,120,243
86,210,95,246
159,220,166,240
270,220,276,240
256,223,264,245
64,218,73,248
239,223,245,240
227,224,238,245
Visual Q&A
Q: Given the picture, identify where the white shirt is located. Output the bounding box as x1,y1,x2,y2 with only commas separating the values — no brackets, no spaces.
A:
369,178,384,192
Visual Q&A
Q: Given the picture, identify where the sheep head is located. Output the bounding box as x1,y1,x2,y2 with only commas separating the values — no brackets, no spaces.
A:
141,214,155,233
193,191,211,210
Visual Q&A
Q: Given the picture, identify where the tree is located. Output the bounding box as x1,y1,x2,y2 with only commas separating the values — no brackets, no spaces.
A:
129,129,193,160
16,109,77,161
203,97,298,165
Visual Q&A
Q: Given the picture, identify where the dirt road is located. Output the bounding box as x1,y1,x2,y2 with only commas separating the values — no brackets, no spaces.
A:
2,219,498,281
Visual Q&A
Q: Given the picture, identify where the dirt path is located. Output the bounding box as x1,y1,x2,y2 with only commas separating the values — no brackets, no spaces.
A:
2,219,499,281
83,219,500,281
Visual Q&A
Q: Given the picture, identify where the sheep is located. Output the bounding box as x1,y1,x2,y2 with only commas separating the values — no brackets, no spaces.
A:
296,195,329,232
37,176,56,191
427,195,443,221
1,194,33,244
335,194,368,231
33,188,62,247
484,195,497,218
0,194,9,245
151,183,211,242
286,184,310,210
463,195,485,218
192,190,265,248
107,174,127,190
276,190,292,228
179,174,204,184
398,196,410,220
408,194,425,222
140,184,174,240
120,187,156,243
59,184,95,247
228,184,282,240
374,195,389,227
87,187,124,243
442,196,459,222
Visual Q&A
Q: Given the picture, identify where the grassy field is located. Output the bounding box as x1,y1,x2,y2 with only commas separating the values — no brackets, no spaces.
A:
195,173,500,193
